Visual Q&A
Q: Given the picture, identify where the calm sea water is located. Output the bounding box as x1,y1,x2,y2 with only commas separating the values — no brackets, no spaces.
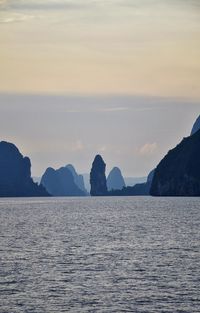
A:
0,197,199,313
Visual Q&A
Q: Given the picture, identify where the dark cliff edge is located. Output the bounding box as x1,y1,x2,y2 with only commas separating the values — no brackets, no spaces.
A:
191,115,200,136
150,129,200,196
0,141,49,197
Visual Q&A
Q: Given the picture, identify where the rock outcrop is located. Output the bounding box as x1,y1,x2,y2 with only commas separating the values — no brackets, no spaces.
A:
66,164,88,195
191,115,200,135
0,141,49,197
150,129,200,196
90,155,107,196
107,167,125,191
41,166,86,197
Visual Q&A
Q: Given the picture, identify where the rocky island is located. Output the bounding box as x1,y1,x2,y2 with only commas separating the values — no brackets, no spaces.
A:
107,167,126,191
0,141,49,197
41,166,86,197
90,155,108,196
150,129,200,196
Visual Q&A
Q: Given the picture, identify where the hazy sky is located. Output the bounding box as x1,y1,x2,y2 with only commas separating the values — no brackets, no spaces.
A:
1,0,200,97
0,1,200,177
0,93,199,177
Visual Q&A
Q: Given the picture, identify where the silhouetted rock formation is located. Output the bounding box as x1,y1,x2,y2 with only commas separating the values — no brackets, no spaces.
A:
41,166,86,197
90,155,107,196
191,115,200,135
107,167,125,191
66,164,88,195
150,129,200,196
0,141,49,197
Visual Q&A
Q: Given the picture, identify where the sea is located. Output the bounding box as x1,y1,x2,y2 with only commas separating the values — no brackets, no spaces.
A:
0,197,199,313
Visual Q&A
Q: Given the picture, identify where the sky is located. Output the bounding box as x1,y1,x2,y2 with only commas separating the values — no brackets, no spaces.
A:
0,0,200,177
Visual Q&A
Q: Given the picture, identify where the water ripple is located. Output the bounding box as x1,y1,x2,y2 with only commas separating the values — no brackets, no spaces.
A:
0,197,200,312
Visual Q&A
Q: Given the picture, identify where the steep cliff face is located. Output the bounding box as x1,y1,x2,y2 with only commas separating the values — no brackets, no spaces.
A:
90,155,107,196
41,166,86,196
0,141,49,197
147,168,155,183
150,129,200,196
107,167,125,191
191,115,200,135
66,164,88,195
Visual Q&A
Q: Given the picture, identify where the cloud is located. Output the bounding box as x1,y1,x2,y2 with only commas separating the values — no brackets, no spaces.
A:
71,140,84,152
138,142,158,156
0,13,37,23
99,107,129,112
0,0,92,11
58,106,129,114
98,145,107,152
0,0,92,24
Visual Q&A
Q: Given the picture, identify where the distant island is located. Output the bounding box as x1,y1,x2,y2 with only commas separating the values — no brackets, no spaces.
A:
107,167,126,191
41,165,87,197
0,114,200,197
